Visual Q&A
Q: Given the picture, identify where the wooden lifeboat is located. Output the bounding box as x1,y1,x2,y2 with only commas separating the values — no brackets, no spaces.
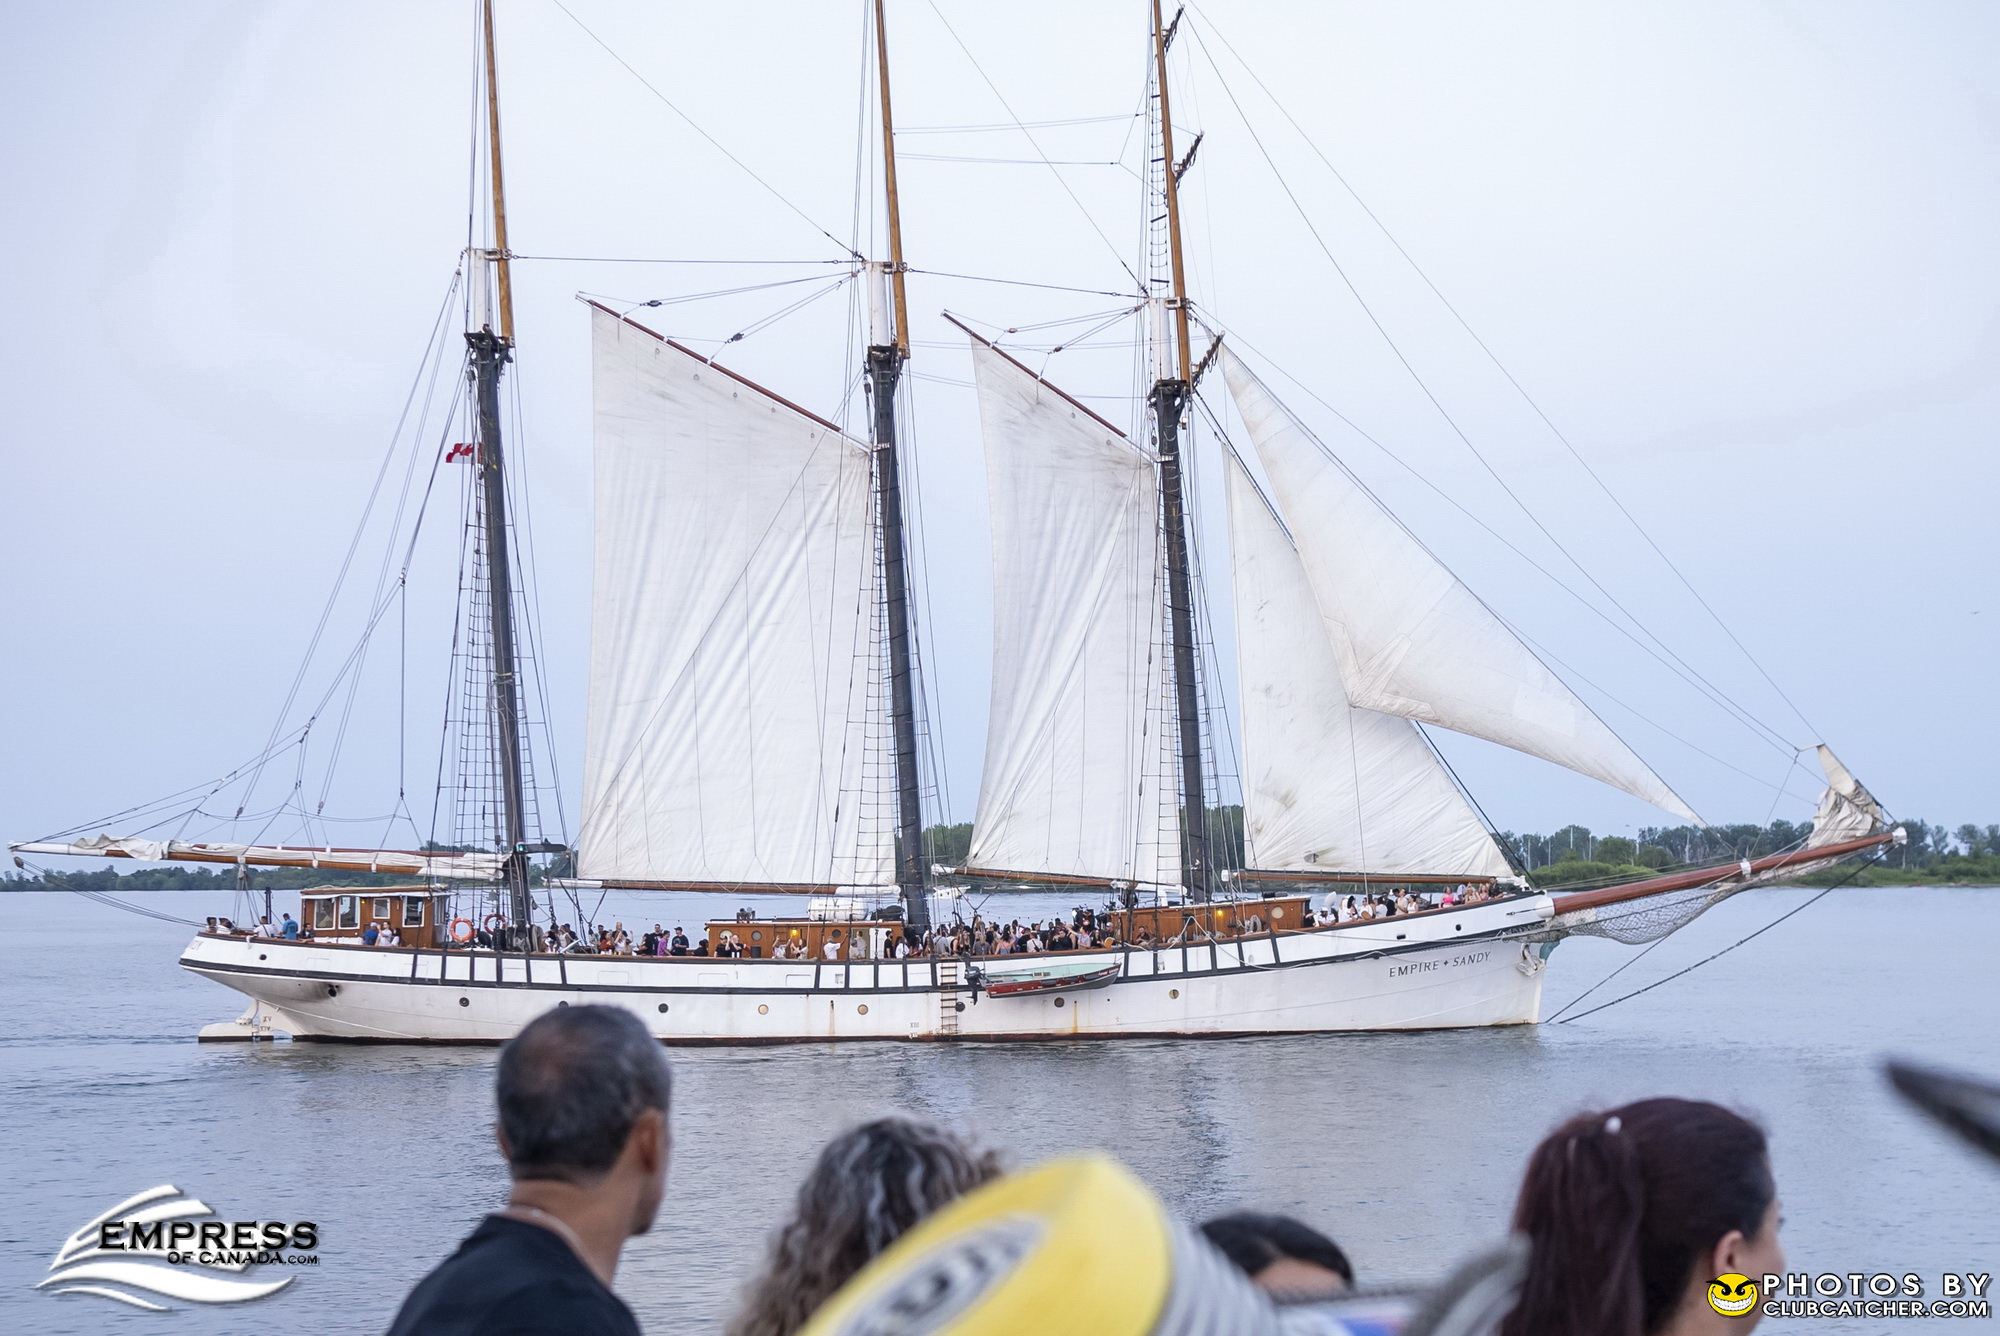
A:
979,960,1122,997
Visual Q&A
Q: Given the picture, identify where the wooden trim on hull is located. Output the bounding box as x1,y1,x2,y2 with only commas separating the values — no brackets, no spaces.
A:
1548,832,1894,914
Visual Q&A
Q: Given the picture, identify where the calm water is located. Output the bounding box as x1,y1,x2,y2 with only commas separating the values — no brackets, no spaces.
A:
1,885,1995,1334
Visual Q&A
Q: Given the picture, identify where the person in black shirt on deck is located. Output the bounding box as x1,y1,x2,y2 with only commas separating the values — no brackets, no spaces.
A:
386,1005,673,1336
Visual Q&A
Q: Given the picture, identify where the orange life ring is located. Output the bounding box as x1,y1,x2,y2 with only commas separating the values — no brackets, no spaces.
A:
449,917,476,943
482,913,508,934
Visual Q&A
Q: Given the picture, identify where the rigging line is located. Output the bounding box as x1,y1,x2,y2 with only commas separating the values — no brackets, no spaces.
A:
1202,317,1799,760
1500,616,1821,807
995,305,1147,362
725,272,860,345
918,0,1142,291
900,154,1134,167
506,364,571,845
1554,854,1881,1024
906,267,1137,299
36,728,315,842
238,268,468,819
578,271,857,313
898,373,956,834
464,0,483,254
1186,5,1823,744
546,0,860,261
20,879,205,928
1543,933,1670,1023
961,303,1149,334
1183,22,1805,756
512,254,852,266
324,273,468,816
1416,721,1522,873
900,112,1141,134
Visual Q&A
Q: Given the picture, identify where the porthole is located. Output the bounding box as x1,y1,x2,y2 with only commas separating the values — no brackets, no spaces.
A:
758,1004,769,1015
258,953,267,961
658,1003,670,1014
1053,997,1065,1008
858,1004,869,1015
325,984,340,999
953,1001,966,1012
557,1000,568,1007
1169,988,1180,1000
1272,907,1286,921
458,996,470,1008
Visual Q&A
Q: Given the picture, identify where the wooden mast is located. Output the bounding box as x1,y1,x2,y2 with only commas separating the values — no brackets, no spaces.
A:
1152,0,1193,384
875,0,910,358
870,0,930,931
1150,0,1212,901
482,0,515,343
471,0,533,933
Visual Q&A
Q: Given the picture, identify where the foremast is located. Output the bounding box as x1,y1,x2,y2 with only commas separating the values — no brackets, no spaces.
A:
1149,0,1212,902
868,0,931,932
471,0,533,931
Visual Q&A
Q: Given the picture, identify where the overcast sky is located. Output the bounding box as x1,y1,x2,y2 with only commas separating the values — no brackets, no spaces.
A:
4,0,1995,863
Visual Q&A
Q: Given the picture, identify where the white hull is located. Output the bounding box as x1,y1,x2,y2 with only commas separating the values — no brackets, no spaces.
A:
181,896,1554,1043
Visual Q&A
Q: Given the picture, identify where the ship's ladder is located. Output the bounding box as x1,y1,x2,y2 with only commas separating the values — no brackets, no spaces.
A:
936,959,964,1039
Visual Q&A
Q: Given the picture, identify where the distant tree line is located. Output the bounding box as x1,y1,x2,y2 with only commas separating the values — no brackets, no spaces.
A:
1501,819,2000,873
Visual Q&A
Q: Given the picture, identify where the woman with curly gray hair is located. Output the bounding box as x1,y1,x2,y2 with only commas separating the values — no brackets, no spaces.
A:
725,1116,1004,1336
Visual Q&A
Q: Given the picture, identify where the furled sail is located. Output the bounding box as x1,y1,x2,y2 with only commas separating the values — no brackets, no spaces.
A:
1806,744,1891,847
1225,453,1513,878
961,332,1179,887
577,305,894,889
1221,351,1699,822
7,837,507,880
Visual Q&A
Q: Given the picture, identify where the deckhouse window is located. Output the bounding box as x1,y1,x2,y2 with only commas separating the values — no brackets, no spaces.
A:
402,898,425,928
370,897,391,920
312,899,335,931
338,896,358,929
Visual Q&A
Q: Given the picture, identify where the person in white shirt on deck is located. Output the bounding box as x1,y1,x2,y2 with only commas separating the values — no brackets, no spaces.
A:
821,937,841,961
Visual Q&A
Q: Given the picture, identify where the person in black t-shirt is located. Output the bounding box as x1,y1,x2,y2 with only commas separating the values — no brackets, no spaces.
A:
387,1005,673,1336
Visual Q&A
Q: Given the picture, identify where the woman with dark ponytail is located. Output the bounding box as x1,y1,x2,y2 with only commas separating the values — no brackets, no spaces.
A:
1501,1098,1786,1336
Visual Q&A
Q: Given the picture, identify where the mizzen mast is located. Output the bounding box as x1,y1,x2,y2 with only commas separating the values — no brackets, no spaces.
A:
868,0,931,931
470,0,533,932
1149,0,1212,902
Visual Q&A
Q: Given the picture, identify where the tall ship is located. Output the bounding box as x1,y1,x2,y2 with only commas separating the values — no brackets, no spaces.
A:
15,2,1899,1043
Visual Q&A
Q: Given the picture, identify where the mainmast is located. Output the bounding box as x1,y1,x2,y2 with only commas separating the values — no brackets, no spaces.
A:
1149,0,1212,901
471,0,533,932
868,0,931,931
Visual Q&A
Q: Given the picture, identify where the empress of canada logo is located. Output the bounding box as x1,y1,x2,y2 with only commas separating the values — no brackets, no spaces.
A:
38,1184,319,1310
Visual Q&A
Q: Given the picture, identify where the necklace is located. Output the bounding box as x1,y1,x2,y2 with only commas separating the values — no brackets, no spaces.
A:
497,1204,601,1283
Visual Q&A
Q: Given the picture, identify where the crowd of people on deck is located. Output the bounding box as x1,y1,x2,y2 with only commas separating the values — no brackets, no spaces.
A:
1327,880,1504,923
232,881,1523,958
388,1002,1799,1336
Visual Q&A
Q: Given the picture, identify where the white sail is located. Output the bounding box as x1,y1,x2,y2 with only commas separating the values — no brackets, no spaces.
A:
577,306,894,888
1806,744,1891,847
1222,350,1699,822
1225,453,1513,878
963,336,1179,886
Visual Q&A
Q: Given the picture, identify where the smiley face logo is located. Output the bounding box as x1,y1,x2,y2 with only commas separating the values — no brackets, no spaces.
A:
1707,1273,1759,1318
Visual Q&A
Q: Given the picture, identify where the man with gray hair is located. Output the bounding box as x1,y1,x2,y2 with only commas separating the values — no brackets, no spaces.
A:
388,1005,672,1335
